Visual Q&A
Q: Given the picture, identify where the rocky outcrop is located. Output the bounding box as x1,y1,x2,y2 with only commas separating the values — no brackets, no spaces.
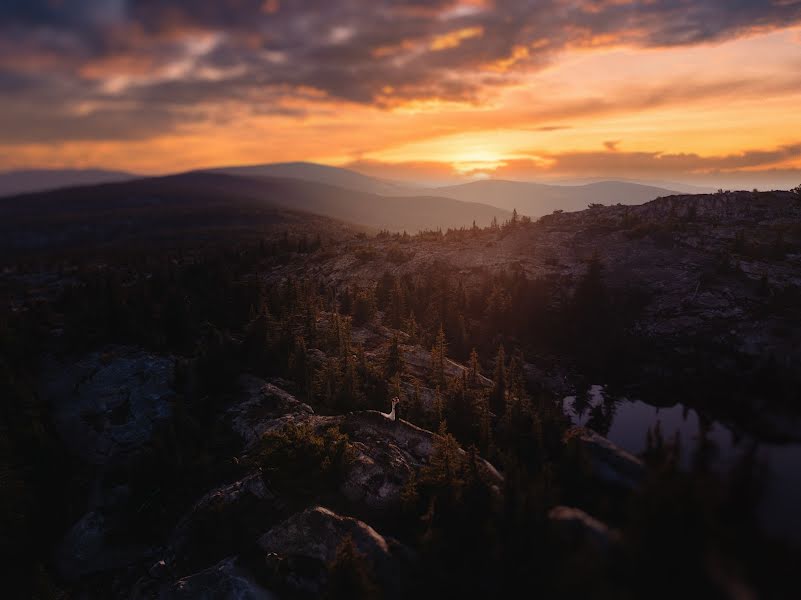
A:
400,344,493,387
258,506,392,564
161,557,277,600
230,379,504,512
226,376,314,448
337,411,502,511
41,347,175,465
257,506,411,598
56,510,151,580
166,472,284,575
548,505,621,551
564,427,645,489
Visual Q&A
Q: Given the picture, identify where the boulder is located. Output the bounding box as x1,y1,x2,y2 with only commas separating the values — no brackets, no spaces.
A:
229,382,504,513
258,506,392,565
256,506,411,598
162,557,277,600
548,505,621,551
338,411,502,511
42,347,175,465
564,427,645,489
167,472,284,575
226,376,314,448
55,510,150,580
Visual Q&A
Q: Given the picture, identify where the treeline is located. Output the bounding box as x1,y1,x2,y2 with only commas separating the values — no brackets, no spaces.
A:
1,229,795,598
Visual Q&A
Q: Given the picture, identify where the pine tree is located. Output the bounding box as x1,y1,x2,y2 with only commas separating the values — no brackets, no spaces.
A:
388,277,406,329
289,335,312,394
386,335,403,378
491,344,507,416
425,421,464,489
409,382,423,424
405,310,418,342
325,536,378,600
468,348,481,385
476,394,493,456
430,325,447,387
433,386,445,427
352,287,376,326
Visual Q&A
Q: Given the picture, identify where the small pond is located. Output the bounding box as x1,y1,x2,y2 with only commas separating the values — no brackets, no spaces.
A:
563,385,801,543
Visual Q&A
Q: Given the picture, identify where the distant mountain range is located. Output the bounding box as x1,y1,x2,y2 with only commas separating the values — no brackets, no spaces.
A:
211,162,412,197
431,179,679,216
0,169,136,197
547,177,715,195
211,162,683,217
0,162,693,239
212,163,684,216
0,172,510,254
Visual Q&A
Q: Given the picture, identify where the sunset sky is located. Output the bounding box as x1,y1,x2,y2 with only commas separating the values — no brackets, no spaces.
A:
2,1,801,188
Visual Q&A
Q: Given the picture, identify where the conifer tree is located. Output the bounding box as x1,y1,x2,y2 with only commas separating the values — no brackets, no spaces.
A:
386,334,403,378
388,277,406,329
468,348,481,386
405,311,418,342
430,325,447,387
491,344,507,416
433,386,445,427
325,536,378,600
409,382,423,424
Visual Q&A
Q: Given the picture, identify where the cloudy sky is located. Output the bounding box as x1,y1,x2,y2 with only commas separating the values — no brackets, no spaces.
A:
2,0,801,187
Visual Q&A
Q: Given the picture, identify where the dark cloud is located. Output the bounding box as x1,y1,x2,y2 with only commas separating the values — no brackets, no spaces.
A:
2,1,801,142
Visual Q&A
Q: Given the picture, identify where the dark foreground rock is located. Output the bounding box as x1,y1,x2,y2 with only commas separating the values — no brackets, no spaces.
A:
161,557,277,600
41,347,175,465
255,506,412,598
565,427,645,489
548,505,621,551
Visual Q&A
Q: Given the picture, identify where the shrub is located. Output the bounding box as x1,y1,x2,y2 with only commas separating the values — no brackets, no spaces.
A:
250,422,352,495
325,536,378,600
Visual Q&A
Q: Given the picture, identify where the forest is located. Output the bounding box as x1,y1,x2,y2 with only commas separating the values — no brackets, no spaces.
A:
2,206,799,598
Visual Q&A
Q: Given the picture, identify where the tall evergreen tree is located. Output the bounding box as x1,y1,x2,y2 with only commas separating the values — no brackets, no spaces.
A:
491,344,507,416
386,334,404,378
430,325,447,387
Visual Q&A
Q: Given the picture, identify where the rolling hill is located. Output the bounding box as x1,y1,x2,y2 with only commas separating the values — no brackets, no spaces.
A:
1,163,682,221
0,171,510,255
432,179,679,218
0,168,137,197
212,162,413,197
213,163,680,217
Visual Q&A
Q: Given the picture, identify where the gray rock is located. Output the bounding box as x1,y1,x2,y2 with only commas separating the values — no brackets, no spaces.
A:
338,411,502,511
228,379,503,513
548,505,621,551
162,557,277,600
258,506,392,565
565,427,645,489
56,510,149,579
168,472,283,574
257,506,411,598
149,559,169,579
42,347,175,465
226,376,314,448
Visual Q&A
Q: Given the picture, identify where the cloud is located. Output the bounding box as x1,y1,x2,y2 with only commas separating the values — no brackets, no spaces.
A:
347,142,801,188
2,1,801,143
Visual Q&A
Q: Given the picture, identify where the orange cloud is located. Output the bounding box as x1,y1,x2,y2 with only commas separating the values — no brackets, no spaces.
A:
429,26,484,51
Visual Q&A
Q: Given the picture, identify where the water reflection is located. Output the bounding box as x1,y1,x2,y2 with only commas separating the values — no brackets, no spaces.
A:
563,385,801,543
